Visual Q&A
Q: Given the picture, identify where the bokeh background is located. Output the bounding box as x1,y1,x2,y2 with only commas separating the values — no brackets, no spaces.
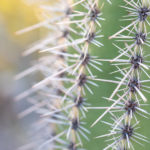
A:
0,0,150,150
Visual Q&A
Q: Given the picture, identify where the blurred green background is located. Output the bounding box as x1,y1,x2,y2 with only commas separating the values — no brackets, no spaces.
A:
0,0,150,150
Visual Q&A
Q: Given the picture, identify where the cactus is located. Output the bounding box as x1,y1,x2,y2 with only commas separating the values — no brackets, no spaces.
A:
16,0,150,150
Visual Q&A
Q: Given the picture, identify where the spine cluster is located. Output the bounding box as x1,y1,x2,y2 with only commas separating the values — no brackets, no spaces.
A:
16,0,105,149
91,0,150,149
16,0,150,149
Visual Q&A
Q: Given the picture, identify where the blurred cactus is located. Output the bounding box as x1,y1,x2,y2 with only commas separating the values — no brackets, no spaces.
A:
15,0,150,150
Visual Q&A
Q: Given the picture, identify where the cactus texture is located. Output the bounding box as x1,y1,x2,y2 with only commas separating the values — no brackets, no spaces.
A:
16,0,150,150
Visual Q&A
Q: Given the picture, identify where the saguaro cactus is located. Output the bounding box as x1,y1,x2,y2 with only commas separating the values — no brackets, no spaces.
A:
16,0,150,150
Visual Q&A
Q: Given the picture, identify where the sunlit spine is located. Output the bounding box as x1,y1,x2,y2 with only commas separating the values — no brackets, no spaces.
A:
90,0,150,149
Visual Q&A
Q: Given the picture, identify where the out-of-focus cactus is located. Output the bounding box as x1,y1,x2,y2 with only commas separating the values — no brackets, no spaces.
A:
16,0,150,150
